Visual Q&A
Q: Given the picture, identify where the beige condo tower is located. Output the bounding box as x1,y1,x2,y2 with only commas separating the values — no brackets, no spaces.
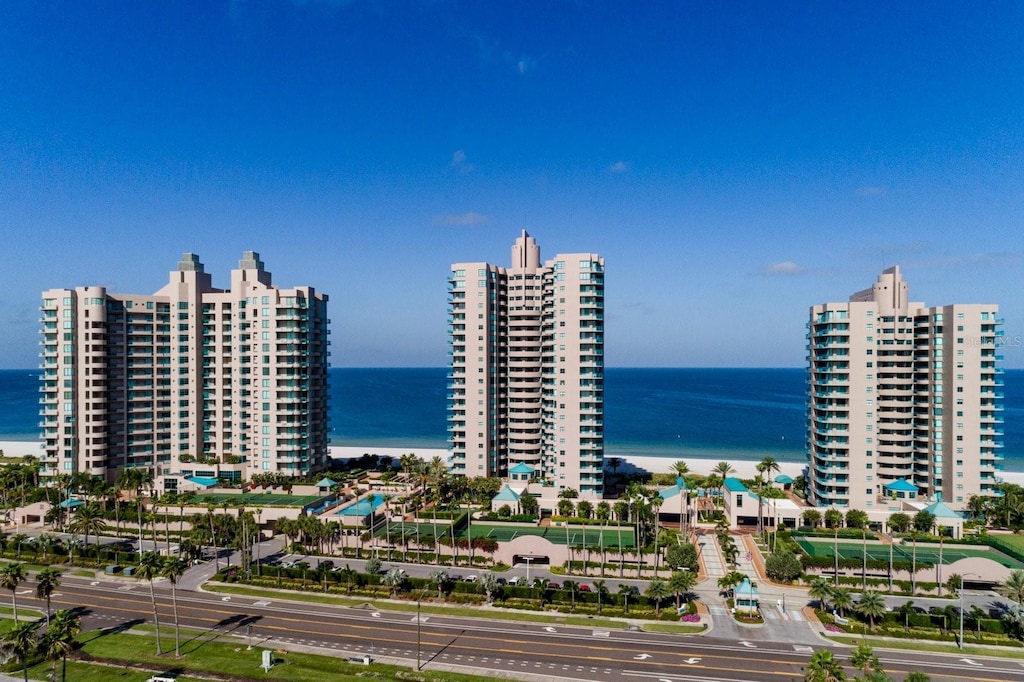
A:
807,266,1004,511
448,231,605,498
39,252,330,491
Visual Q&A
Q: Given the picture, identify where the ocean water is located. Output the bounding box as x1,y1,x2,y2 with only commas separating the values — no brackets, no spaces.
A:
4,368,1022,470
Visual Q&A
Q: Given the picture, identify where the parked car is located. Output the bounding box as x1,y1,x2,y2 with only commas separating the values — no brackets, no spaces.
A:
495,578,507,586
579,584,591,592
508,576,523,585
463,574,478,582
547,582,560,590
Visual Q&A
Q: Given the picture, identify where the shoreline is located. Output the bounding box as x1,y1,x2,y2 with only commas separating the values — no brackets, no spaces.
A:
4,439,1022,486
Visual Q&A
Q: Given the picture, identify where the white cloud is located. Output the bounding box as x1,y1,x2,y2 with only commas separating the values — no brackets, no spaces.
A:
449,149,474,172
434,212,490,226
608,161,629,173
760,261,806,276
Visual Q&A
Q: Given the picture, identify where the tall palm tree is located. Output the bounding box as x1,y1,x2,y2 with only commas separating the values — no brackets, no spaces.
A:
35,567,62,625
162,556,188,656
808,576,833,613
804,649,847,682
618,584,639,615
0,563,26,621
856,590,887,631
831,587,853,618
68,502,108,550
849,643,879,680
996,569,1024,604
712,461,736,480
137,551,164,654
42,609,80,682
594,579,609,615
668,570,697,611
644,579,670,616
1,619,40,682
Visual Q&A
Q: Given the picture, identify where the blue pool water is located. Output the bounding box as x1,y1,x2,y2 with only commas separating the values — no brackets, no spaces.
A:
337,493,387,517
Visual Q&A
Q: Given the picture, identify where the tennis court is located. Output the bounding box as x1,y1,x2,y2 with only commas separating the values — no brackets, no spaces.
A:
796,538,1024,569
194,492,322,507
468,524,636,547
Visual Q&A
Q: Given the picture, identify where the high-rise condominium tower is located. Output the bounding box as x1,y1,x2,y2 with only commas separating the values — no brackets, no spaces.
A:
39,252,330,490
807,266,1003,511
447,231,605,498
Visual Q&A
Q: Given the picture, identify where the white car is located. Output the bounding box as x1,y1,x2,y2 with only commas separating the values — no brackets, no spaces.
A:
463,574,478,582
508,576,522,585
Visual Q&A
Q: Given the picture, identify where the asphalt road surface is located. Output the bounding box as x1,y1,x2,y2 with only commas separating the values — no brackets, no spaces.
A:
21,573,1023,682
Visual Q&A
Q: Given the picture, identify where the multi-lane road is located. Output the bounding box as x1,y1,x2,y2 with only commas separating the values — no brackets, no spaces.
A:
23,572,1023,682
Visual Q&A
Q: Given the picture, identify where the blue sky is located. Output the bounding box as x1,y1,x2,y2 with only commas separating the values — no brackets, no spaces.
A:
1,1,1021,368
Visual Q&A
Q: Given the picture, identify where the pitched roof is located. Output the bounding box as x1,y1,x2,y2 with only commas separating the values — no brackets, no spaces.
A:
883,478,918,493
659,476,689,500
922,499,963,519
735,578,759,599
774,474,794,484
509,463,536,475
314,477,337,488
493,485,521,502
723,477,748,493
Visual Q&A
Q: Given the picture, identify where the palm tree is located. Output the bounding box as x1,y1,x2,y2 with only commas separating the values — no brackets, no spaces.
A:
808,576,833,613
137,551,164,654
713,461,736,480
998,570,1024,604
717,571,745,598
594,579,609,615
68,502,108,550
831,587,853,618
804,649,847,682
618,584,639,615
42,609,80,682
0,563,26,621
479,571,499,604
35,567,62,625
856,590,887,630
1,619,41,682
756,456,780,534
162,556,188,656
429,569,449,599
668,570,697,611
383,568,406,597
645,579,670,616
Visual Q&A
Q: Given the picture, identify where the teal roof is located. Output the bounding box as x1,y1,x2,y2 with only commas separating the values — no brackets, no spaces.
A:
735,578,759,599
774,474,794,484
659,476,689,500
883,479,918,493
59,498,84,509
509,463,536,475
314,477,337,488
723,477,748,493
922,499,963,519
493,485,521,502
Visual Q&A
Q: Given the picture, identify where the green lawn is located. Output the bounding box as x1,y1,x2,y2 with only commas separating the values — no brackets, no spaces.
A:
194,492,322,507
796,538,1024,568
51,629,519,682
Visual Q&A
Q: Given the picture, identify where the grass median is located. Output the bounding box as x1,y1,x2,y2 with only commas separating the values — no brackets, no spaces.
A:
827,635,1024,659
33,628,510,682
206,581,628,629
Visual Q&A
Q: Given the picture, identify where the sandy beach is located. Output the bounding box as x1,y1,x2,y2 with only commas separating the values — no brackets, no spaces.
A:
3,439,1022,486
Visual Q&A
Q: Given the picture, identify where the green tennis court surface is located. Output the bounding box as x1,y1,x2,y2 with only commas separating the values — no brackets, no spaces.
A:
795,538,1024,569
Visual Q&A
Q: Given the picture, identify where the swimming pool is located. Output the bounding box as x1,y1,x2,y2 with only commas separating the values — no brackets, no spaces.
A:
336,493,388,517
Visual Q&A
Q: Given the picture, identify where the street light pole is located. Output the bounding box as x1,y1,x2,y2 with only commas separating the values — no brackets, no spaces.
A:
958,572,978,649
959,574,965,649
